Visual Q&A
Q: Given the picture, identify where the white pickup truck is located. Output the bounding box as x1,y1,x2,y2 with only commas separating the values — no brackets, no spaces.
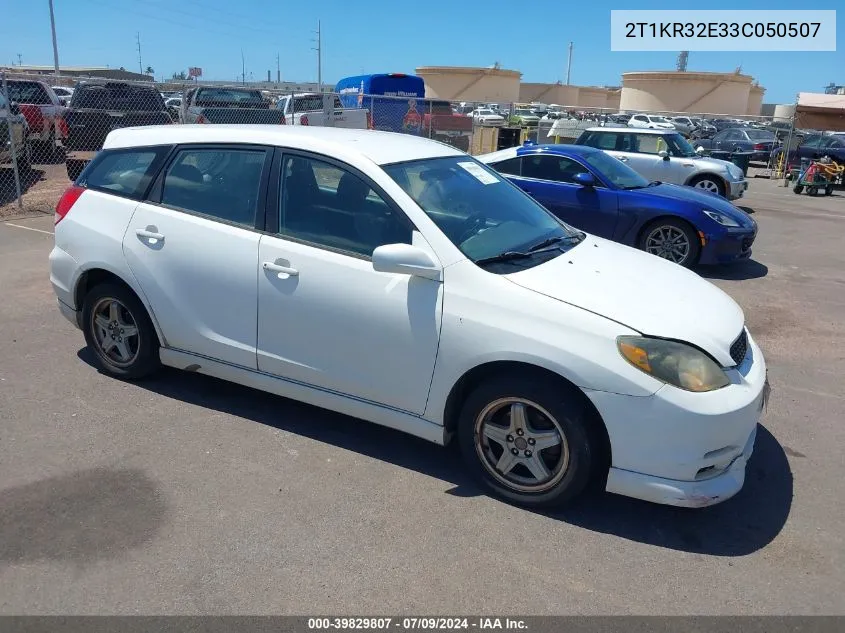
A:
277,93,369,128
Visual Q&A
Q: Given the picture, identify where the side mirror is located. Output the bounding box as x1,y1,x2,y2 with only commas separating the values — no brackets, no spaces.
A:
573,172,596,187
658,150,670,161
372,243,442,281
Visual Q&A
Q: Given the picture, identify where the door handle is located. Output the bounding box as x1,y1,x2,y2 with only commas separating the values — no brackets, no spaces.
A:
618,156,629,162
263,261,299,277
136,228,165,241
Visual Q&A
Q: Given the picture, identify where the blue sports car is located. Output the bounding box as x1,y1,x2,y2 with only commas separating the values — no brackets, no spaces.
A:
478,144,758,268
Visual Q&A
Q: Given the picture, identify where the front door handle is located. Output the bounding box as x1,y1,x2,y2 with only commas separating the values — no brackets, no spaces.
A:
263,261,299,277
618,156,629,162
136,228,165,242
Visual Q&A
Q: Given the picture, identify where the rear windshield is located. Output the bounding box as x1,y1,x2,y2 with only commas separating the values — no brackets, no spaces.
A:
291,95,343,111
746,129,775,140
7,81,52,105
194,88,263,105
72,84,165,111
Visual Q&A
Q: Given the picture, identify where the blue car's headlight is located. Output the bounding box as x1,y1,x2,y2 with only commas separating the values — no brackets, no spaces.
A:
703,209,741,227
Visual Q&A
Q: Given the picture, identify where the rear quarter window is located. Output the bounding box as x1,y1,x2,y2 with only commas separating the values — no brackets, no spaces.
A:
80,147,171,199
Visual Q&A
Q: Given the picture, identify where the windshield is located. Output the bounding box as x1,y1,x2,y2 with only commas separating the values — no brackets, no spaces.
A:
72,85,165,111
650,116,670,123
383,156,579,266
477,109,494,115
515,109,535,116
661,132,698,157
195,88,263,105
583,151,649,189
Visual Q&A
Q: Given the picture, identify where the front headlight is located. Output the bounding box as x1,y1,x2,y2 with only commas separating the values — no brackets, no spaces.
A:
702,209,740,227
726,165,744,180
617,336,730,392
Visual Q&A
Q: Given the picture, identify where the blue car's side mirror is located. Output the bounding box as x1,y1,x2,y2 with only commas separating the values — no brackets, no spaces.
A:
574,172,595,187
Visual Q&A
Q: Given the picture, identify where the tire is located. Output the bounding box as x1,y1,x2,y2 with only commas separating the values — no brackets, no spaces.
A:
689,174,726,197
793,185,804,194
81,282,160,380
638,217,701,267
14,142,31,174
807,186,818,197
457,374,597,508
825,186,833,196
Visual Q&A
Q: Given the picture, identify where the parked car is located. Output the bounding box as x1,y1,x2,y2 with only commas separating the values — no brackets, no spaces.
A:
1,93,31,171
668,117,697,137
50,125,768,509
468,108,505,126
693,128,778,162
772,133,845,167
707,119,739,132
52,86,74,106
63,81,172,180
628,114,675,130
575,127,749,200
421,100,474,152
478,144,757,268
510,108,540,127
689,118,717,139
181,87,288,125
276,92,369,128
164,97,181,122
5,78,65,161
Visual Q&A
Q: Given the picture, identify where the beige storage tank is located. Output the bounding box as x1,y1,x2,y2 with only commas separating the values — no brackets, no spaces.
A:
747,84,765,116
415,66,521,103
619,71,754,115
519,83,580,107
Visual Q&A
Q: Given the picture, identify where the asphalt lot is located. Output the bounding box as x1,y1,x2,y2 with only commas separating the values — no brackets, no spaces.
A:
0,175,844,615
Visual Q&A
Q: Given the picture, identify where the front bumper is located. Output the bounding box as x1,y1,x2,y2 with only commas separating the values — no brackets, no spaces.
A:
586,332,768,508
699,227,756,265
727,179,748,200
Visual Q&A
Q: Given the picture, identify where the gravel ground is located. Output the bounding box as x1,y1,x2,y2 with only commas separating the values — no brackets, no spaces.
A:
0,170,843,615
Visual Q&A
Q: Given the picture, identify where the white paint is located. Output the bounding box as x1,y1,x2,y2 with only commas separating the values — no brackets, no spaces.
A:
5,223,54,235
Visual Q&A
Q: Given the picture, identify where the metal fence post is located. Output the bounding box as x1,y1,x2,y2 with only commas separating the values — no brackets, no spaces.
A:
1,72,24,211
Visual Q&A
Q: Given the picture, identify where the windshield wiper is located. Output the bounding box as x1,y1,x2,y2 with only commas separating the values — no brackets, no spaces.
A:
647,180,662,187
474,251,533,266
528,233,584,251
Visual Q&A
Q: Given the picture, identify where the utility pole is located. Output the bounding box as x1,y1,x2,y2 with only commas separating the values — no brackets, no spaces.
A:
312,20,322,89
565,41,573,85
48,0,60,76
276,53,280,83
241,49,246,85
136,32,143,74
17,53,22,66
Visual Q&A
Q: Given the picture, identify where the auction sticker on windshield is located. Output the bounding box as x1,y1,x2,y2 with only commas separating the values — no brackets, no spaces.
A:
459,162,500,185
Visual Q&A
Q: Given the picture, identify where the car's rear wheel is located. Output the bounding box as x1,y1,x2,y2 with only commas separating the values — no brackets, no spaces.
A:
793,185,804,194
82,283,160,379
458,375,596,508
689,174,726,197
639,218,700,267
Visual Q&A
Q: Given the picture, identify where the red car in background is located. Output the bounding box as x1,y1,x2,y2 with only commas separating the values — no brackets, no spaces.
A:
5,79,67,161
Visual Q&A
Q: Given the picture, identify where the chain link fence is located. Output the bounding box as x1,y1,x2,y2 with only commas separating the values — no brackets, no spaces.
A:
3,70,840,215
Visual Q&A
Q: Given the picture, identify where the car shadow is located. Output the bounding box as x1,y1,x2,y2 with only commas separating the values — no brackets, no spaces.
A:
0,167,46,204
736,205,755,214
77,348,792,556
698,259,769,280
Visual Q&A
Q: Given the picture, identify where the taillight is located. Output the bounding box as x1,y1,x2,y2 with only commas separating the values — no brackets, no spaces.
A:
57,116,69,138
300,115,309,125
196,114,207,124
753,143,765,150
366,111,373,130
55,185,85,225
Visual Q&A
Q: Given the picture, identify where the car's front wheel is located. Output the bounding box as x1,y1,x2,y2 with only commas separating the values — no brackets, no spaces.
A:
639,218,700,267
82,283,160,379
689,174,726,197
458,375,596,508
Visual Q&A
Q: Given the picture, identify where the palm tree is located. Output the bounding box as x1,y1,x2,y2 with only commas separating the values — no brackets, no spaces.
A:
145,66,154,76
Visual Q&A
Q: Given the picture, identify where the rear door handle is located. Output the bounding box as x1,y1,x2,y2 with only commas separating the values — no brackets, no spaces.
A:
136,228,165,242
263,261,299,277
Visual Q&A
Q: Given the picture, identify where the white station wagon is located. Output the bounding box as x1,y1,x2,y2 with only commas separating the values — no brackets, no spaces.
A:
50,125,769,508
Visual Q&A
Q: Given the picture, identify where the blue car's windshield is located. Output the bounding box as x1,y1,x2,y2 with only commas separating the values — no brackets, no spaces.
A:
383,156,580,265
583,151,650,189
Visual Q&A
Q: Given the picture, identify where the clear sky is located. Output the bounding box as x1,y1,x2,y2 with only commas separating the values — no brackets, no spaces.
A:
2,0,842,103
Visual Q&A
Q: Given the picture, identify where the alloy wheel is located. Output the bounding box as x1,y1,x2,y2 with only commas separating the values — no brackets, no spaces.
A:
694,179,720,194
474,398,570,493
645,225,691,264
90,297,141,367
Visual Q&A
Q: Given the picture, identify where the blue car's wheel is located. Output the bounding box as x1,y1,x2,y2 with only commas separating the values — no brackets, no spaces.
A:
639,219,701,268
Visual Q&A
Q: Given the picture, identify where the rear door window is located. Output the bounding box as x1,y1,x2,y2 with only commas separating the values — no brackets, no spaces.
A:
160,147,269,227
80,147,171,198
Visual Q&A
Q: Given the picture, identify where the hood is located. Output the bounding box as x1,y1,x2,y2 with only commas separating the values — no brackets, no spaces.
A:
505,236,744,366
626,183,756,229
